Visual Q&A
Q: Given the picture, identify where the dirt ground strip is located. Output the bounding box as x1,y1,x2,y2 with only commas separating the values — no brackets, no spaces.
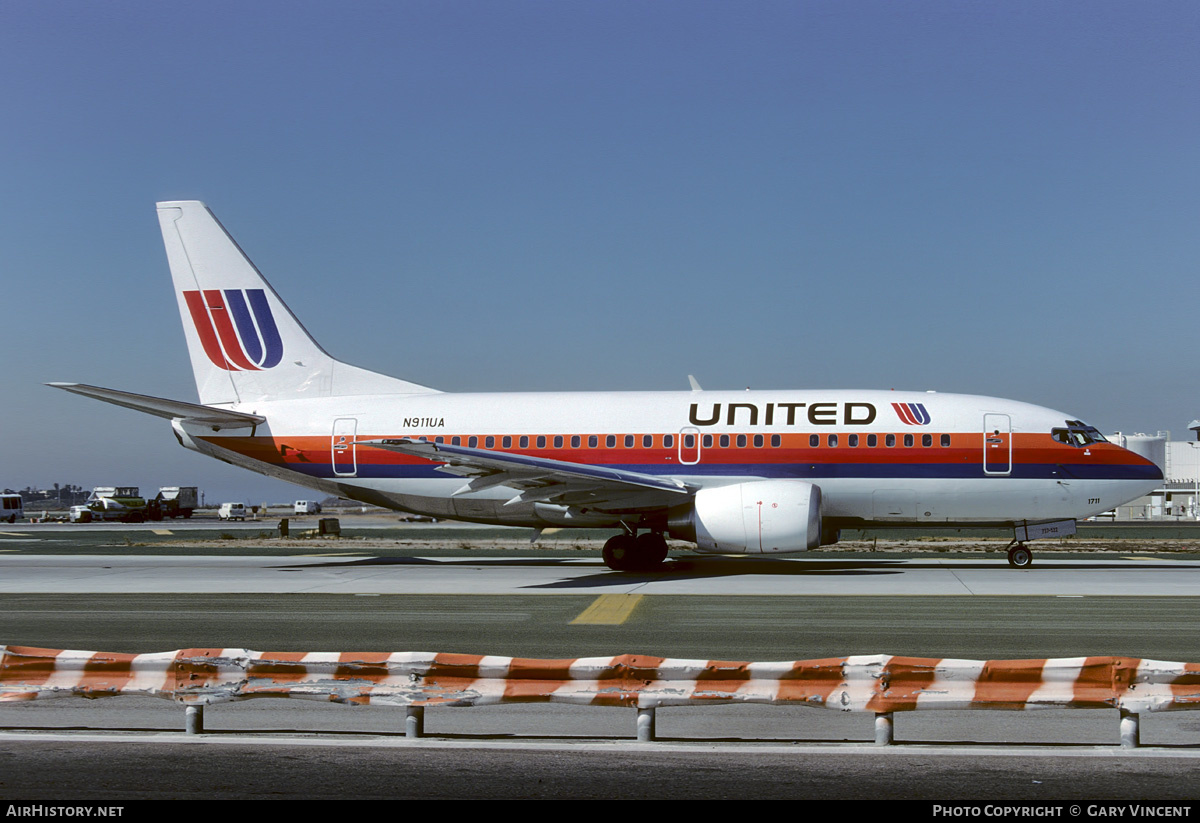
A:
138,533,1200,556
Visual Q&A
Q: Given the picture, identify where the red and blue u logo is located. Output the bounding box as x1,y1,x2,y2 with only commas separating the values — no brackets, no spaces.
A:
184,289,283,371
892,402,931,425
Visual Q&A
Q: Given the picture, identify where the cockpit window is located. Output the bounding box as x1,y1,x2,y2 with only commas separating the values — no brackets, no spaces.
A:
1051,420,1108,447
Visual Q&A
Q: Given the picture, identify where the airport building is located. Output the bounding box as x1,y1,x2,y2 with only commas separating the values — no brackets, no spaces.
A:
1105,421,1200,520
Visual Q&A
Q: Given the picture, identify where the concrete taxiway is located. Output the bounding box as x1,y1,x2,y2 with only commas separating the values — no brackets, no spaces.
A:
3,525,1200,800
1,552,1199,596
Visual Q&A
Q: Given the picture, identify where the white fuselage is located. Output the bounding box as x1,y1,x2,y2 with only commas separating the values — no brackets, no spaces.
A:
175,388,1161,537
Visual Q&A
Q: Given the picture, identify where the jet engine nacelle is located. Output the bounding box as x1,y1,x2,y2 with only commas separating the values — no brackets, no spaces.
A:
668,479,822,554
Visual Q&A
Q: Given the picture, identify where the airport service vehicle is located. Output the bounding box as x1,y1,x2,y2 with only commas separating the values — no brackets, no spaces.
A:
149,486,197,520
84,486,147,523
294,500,322,515
218,502,247,521
51,201,1163,570
0,493,23,523
68,505,92,523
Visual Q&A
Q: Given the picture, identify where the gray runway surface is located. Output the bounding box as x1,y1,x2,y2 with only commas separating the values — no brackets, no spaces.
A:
3,524,1200,800
3,553,1200,596
3,736,1200,801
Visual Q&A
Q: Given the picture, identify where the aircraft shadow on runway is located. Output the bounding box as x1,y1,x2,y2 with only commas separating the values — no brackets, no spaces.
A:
273,553,1197,591
526,557,909,589
275,555,908,589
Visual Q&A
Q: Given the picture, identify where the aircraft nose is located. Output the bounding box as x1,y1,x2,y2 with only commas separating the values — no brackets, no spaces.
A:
1125,446,1165,485
1136,449,1165,481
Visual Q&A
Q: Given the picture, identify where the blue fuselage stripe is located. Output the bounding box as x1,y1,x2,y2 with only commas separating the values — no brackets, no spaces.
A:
285,462,1161,482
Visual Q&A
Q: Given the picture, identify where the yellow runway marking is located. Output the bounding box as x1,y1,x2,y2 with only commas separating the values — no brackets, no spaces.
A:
571,594,643,625
151,529,173,536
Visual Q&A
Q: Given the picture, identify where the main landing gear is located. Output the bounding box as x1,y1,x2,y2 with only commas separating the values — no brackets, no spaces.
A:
602,531,669,572
1006,541,1033,568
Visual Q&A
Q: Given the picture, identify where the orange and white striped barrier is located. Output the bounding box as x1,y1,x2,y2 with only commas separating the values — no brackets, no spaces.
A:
3,646,1198,745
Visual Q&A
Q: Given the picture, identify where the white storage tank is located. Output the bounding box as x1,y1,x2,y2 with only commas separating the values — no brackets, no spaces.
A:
1109,432,1167,472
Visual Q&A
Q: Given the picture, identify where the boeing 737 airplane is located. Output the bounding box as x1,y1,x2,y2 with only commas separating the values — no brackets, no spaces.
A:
52,201,1162,570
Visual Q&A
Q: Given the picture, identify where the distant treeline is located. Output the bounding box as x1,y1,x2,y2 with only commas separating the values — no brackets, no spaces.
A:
7,485,91,508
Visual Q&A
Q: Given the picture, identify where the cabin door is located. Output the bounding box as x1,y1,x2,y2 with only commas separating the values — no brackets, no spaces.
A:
332,417,358,477
983,413,1012,476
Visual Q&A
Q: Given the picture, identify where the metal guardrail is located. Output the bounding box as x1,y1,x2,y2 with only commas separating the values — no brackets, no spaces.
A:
2,646,1198,747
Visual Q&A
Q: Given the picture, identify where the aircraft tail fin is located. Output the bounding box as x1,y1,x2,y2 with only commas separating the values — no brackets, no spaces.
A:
156,201,438,405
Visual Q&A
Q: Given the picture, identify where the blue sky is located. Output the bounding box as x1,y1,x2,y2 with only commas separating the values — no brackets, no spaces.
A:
3,1,1198,503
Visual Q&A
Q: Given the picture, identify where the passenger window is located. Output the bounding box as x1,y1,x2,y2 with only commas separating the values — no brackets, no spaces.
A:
809,434,819,448
753,434,764,447
468,436,478,448
867,434,877,447
537,436,546,448
571,436,581,448
702,434,713,448
737,434,747,447
684,434,695,448
606,435,616,448
903,434,913,447
502,436,512,448
554,436,563,448
452,436,461,446
486,436,495,449
663,435,674,448
885,434,895,447
519,436,529,448
771,434,781,447
827,434,838,447
848,434,858,447
625,435,634,448
719,434,730,448
940,434,950,447
643,434,653,448
589,435,598,448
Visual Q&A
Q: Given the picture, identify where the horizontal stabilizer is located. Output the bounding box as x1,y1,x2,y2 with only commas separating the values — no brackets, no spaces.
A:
47,383,265,429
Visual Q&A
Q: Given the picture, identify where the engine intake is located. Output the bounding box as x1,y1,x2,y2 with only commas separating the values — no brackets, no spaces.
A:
668,479,822,554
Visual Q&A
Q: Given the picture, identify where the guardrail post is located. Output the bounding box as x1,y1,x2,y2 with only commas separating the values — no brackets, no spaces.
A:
405,705,424,738
185,704,204,735
874,711,893,745
1119,709,1140,749
636,707,656,742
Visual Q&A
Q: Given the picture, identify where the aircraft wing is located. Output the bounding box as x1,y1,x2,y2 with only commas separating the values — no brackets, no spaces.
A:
362,438,694,510
47,383,265,430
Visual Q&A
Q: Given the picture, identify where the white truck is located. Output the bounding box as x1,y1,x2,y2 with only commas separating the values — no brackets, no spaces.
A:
218,502,247,521
0,493,23,523
294,500,322,515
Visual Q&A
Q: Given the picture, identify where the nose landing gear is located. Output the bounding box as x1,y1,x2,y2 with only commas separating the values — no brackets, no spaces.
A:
1006,541,1033,568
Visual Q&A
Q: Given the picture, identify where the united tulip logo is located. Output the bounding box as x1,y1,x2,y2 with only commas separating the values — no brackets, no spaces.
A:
892,402,931,425
184,289,283,371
